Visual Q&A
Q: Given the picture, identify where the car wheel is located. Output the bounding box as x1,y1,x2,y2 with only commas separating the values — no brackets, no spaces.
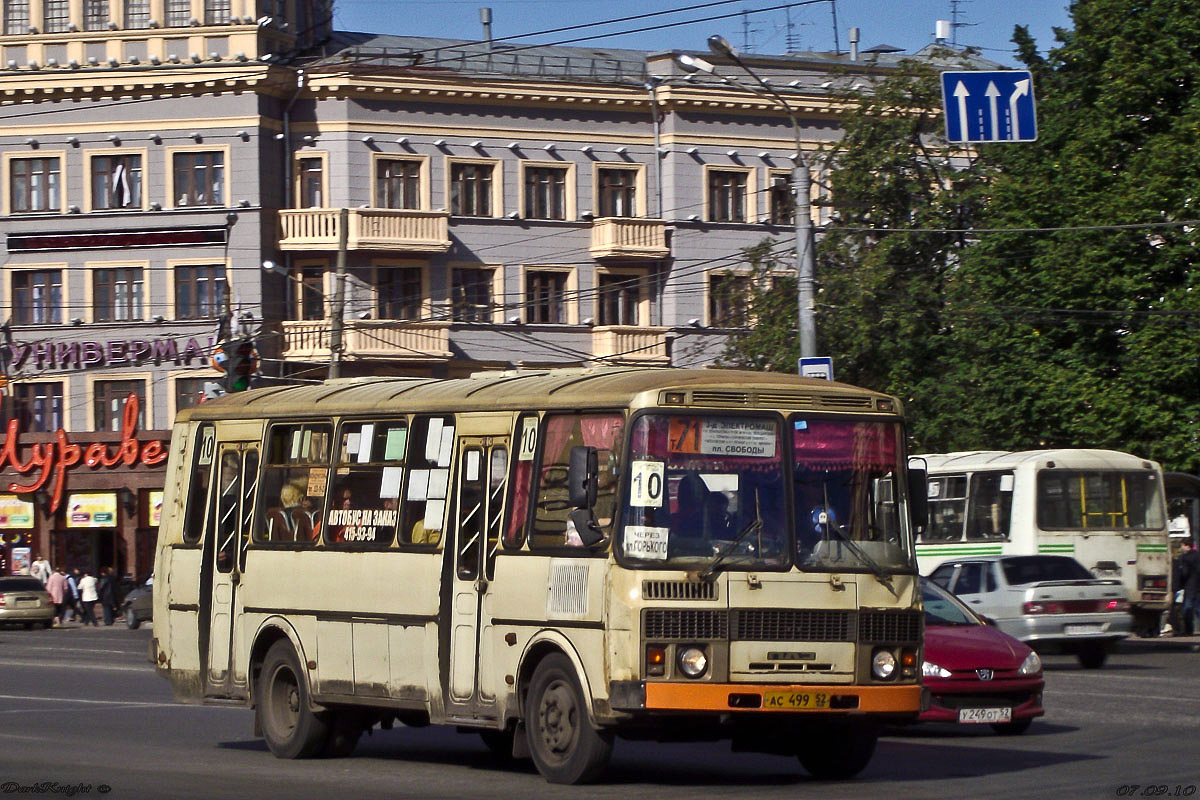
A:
796,719,879,780
990,718,1033,735
125,608,141,629
1077,642,1107,669
524,653,613,784
256,640,329,759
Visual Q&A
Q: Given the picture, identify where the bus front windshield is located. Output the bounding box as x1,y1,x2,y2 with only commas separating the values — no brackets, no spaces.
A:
792,417,910,573
618,413,913,574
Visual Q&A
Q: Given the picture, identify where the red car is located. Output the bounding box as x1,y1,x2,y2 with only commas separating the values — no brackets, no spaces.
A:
920,578,1045,734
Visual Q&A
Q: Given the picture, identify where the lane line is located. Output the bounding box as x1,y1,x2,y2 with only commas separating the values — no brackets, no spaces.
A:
0,658,153,673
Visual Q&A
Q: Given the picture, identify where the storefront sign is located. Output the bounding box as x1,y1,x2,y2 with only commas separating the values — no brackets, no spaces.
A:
0,495,35,529
0,394,167,514
5,336,213,373
149,490,164,527
66,492,118,528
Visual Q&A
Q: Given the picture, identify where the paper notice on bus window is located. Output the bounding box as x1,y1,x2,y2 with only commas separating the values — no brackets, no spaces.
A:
425,419,444,462
302,429,313,460
290,430,303,461
1000,473,1015,492
624,525,669,561
423,499,446,531
668,418,776,458
437,427,455,467
306,468,328,497
927,481,942,499
345,432,361,457
384,428,407,461
380,467,403,499
518,417,539,461
465,450,481,482
630,461,665,508
357,423,375,463
407,469,430,501
427,469,450,500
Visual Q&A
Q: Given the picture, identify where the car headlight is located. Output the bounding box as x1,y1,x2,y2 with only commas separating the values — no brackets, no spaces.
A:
677,645,708,678
871,648,897,680
1018,651,1042,676
922,660,952,679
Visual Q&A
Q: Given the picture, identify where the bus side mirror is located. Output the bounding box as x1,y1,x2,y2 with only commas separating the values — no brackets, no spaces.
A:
908,467,928,533
568,446,599,509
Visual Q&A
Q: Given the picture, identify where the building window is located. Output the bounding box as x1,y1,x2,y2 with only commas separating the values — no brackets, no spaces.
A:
708,170,747,222
597,168,636,217
83,0,108,30
597,273,639,326
287,266,324,321
769,173,795,225
451,268,493,322
175,377,210,414
709,273,751,327
10,157,60,213
123,0,150,28
525,270,567,324
4,0,29,34
165,0,189,26
173,152,225,207
42,0,68,32
297,157,323,208
450,162,493,217
93,268,144,322
524,166,567,220
94,380,146,432
5,382,63,432
91,154,142,210
204,0,231,24
12,270,62,325
377,267,422,320
374,159,421,209
175,265,227,319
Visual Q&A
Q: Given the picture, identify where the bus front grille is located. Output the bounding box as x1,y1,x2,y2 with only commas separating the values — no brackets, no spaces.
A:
643,608,921,645
642,580,718,601
734,609,853,642
857,609,922,644
644,609,728,639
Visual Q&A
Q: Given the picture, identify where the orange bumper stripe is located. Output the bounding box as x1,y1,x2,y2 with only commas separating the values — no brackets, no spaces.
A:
643,682,922,713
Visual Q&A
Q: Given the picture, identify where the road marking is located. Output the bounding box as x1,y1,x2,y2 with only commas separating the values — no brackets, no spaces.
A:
0,693,243,711
0,658,152,673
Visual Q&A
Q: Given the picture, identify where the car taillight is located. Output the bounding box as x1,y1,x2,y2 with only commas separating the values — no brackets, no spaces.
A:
1139,575,1167,590
1105,599,1129,612
1023,601,1065,614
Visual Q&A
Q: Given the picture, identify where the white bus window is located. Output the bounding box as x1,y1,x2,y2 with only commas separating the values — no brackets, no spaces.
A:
966,471,1013,540
397,415,454,546
925,475,967,542
323,420,408,549
530,412,624,551
256,423,332,544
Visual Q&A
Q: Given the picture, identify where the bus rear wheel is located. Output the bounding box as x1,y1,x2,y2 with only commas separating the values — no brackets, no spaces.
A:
524,654,612,784
795,719,878,780
257,640,329,759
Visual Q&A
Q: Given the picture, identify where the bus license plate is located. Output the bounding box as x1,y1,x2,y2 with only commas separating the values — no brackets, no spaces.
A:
762,690,829,710
1065,624,1104,635
958,707,1011,724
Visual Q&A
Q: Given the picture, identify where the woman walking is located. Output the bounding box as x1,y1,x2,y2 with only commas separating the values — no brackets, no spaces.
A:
77,570,99,627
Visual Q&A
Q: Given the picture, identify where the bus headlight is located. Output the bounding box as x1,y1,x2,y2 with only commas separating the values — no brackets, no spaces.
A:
871,648,896,680
677,645,708,678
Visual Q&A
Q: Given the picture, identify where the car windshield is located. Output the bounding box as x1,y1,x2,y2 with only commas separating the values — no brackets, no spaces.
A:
0,578,46,592
792,417,911,573
1037,469,1165,530
921,579,981,626
1001,556,1094,585
619,413,788,570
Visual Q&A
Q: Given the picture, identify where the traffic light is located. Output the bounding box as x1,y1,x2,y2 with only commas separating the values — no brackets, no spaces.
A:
213,338,258,393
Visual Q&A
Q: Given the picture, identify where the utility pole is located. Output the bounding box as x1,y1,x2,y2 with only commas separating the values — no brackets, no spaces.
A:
328,206,349,379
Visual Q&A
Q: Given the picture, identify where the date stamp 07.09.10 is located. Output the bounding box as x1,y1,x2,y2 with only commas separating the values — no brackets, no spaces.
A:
1116,787,1198,797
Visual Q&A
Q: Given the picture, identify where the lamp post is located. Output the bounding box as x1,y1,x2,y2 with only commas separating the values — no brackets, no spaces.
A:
676,37,818,360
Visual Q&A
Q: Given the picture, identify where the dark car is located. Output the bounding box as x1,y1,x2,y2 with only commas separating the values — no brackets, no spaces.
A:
920,578,1045,734
121,575,153,629
0,576,55,629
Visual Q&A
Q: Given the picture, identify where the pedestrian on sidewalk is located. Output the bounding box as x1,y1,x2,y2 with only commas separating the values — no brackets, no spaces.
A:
98,567,118,626
45,568,68,626
78,570,99,627
65,569,82,623
29,554,51,584
1177,540,1200,636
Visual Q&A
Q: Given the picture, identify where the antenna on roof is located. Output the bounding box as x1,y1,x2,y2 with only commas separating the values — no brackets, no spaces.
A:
480,7,493,50
829,0,841,55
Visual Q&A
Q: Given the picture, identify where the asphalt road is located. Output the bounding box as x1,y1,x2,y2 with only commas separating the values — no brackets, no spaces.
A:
0,624,1197,800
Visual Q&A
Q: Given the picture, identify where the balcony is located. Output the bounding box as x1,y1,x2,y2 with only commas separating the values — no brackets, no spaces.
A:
280,320,452,361
591,325,669,364
279,208,452,253
589,218,669,260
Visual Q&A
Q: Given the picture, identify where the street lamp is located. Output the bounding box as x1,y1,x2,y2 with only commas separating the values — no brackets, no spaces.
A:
675,36,819,360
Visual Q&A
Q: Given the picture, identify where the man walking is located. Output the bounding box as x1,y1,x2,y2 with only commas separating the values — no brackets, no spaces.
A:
29,554,51,584
1176,540,1200,636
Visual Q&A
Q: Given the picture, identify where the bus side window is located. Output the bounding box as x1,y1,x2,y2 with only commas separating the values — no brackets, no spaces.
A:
182,424,215,545
530,412,624,550
323,420,406,549
504,413,538,550
967,471,1013,541
257,423,332,545
925,475,967,542
398,415,454,546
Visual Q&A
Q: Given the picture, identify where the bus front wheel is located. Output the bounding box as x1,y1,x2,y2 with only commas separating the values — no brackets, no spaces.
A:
524,654,613,784
796,719,878,780
257,640,329,759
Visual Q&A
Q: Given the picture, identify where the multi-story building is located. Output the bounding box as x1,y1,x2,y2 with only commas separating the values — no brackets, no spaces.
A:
0,0,930,578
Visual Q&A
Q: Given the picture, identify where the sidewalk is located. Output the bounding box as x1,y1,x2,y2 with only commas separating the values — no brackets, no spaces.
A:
1118,633,1200,653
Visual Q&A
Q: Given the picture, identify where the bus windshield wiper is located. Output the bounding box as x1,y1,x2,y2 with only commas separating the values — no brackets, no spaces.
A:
815,480,898,598
699,491,763,583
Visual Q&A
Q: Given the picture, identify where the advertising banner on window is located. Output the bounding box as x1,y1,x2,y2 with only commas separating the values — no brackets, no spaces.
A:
66,493,118,528
0,495,35,529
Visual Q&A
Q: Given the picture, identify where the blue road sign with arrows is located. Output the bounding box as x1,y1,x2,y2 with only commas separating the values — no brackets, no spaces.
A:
941,70,1037,143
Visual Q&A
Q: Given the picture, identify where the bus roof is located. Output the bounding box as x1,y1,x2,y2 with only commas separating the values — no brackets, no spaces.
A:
920,449,1160,472
179,366,901,422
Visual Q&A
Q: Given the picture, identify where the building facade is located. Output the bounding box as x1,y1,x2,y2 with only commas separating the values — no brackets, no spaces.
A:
0,0,923,577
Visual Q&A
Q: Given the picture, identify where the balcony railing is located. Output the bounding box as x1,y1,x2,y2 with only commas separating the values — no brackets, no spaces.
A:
280,320,451,361
589,218,669,260
591,325,669,364
279,208,452,252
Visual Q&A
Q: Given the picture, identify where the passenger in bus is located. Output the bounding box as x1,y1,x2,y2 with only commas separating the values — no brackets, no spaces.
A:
266,484,312,541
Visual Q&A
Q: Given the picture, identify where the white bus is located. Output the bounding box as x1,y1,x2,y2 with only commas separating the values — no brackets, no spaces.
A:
152,367,926,784
915,449,1171,635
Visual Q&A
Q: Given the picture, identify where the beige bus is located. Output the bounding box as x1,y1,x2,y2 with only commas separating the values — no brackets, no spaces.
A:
151,367,926,784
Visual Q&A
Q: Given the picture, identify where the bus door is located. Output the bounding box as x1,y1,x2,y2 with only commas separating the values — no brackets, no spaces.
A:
445,436,509,717
202,441,259,697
